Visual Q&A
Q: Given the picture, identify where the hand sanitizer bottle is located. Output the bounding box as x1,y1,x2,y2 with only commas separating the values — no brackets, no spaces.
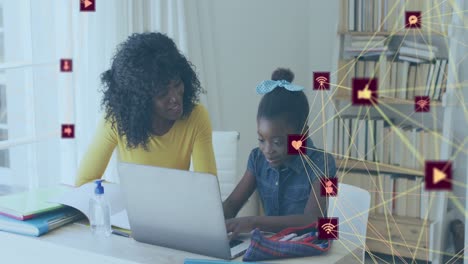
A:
89,180,112,237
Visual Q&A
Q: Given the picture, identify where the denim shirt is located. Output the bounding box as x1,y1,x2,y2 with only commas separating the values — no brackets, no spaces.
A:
247,139,336,216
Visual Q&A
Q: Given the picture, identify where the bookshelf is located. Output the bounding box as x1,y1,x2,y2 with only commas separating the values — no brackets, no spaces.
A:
331,1,454,263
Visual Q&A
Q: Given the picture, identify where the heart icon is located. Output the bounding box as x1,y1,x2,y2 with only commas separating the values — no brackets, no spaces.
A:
291,140,302,150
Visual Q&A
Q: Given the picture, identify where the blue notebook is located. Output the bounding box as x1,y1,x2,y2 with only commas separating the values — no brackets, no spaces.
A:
0,207,84,237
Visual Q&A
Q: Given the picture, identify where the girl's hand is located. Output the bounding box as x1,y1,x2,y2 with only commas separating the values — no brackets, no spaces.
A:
225,216,256,240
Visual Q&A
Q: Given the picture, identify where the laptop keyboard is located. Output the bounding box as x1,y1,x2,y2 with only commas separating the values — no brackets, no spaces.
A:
229,239,244,248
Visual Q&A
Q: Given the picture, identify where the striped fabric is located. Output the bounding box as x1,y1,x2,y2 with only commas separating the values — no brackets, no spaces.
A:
242,222,331,261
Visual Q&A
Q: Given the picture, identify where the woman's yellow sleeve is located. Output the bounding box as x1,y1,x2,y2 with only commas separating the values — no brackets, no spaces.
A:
74,117,118,186
191,105,217,176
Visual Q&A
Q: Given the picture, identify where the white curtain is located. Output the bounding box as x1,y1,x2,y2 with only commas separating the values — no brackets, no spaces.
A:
69,0,220,184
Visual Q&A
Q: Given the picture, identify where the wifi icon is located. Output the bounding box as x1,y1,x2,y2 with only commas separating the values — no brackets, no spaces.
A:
313,72,330,90
318,217,338,240
415,96,430,112
321,223,336,234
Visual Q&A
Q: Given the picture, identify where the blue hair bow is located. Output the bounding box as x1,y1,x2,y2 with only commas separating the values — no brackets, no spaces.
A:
256,80,304,94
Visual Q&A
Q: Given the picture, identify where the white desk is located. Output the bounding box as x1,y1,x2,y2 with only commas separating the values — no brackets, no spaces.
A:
0,224,362,264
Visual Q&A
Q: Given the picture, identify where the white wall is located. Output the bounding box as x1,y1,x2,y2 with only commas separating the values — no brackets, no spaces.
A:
442,1,468,259
188,0,340,183
454,2,468,259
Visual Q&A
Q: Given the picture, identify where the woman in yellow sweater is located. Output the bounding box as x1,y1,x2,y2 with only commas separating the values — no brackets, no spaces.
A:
75,32,217,186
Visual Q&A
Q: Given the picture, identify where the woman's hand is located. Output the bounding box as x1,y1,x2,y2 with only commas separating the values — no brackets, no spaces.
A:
225,216,257,240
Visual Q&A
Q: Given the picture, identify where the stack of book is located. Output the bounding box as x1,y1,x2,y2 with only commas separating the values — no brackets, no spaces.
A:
0,186,84,236
343,35,390,58
398,40,438,63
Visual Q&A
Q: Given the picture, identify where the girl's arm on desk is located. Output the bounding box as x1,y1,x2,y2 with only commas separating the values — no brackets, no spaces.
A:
225,180,326,238
222,170,257,220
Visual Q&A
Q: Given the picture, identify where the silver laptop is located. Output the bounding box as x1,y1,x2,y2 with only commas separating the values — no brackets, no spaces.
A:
117,162,250,260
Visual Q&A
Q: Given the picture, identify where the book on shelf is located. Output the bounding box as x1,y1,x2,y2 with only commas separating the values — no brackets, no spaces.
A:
402,40,439,53
383,174,394,214
393,177,408,216
0,207,84,237
350,40,385,48
382,123,393,164
0,186,70,220
368,174,378,215
356,119,366,160
374,119,385,163
406,64,416,99
356,119,366,161
364,119,374,162
399,46,436,61
348,0,355,31
431,59,448,100
343,119,351,158
373,174,384,215
349,118,359,160
405,176,421,218
398,55,427,64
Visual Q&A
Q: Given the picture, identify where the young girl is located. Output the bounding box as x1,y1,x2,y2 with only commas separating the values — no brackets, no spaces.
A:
223,68,336,238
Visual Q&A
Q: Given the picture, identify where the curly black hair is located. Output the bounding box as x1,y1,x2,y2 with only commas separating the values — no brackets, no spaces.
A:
257,68,310,133
100,32,204,150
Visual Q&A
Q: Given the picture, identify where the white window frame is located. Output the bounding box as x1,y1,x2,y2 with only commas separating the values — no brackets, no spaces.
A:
1,0,36,186
0,0,75,188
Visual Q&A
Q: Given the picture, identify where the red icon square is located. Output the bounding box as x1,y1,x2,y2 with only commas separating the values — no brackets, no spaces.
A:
313,72,330,90
80,0,95,12
61,124,75,139
320,178,338,197
318,217,339,240
425,161,452,191
60,59,73,72
405,11,422,28
352,78,378,106
415,96,430,112
287,134,307,155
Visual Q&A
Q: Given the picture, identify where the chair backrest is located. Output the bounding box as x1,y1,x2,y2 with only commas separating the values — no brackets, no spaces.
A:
327,183,370,262
190,131,240,200
212,131,240,200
